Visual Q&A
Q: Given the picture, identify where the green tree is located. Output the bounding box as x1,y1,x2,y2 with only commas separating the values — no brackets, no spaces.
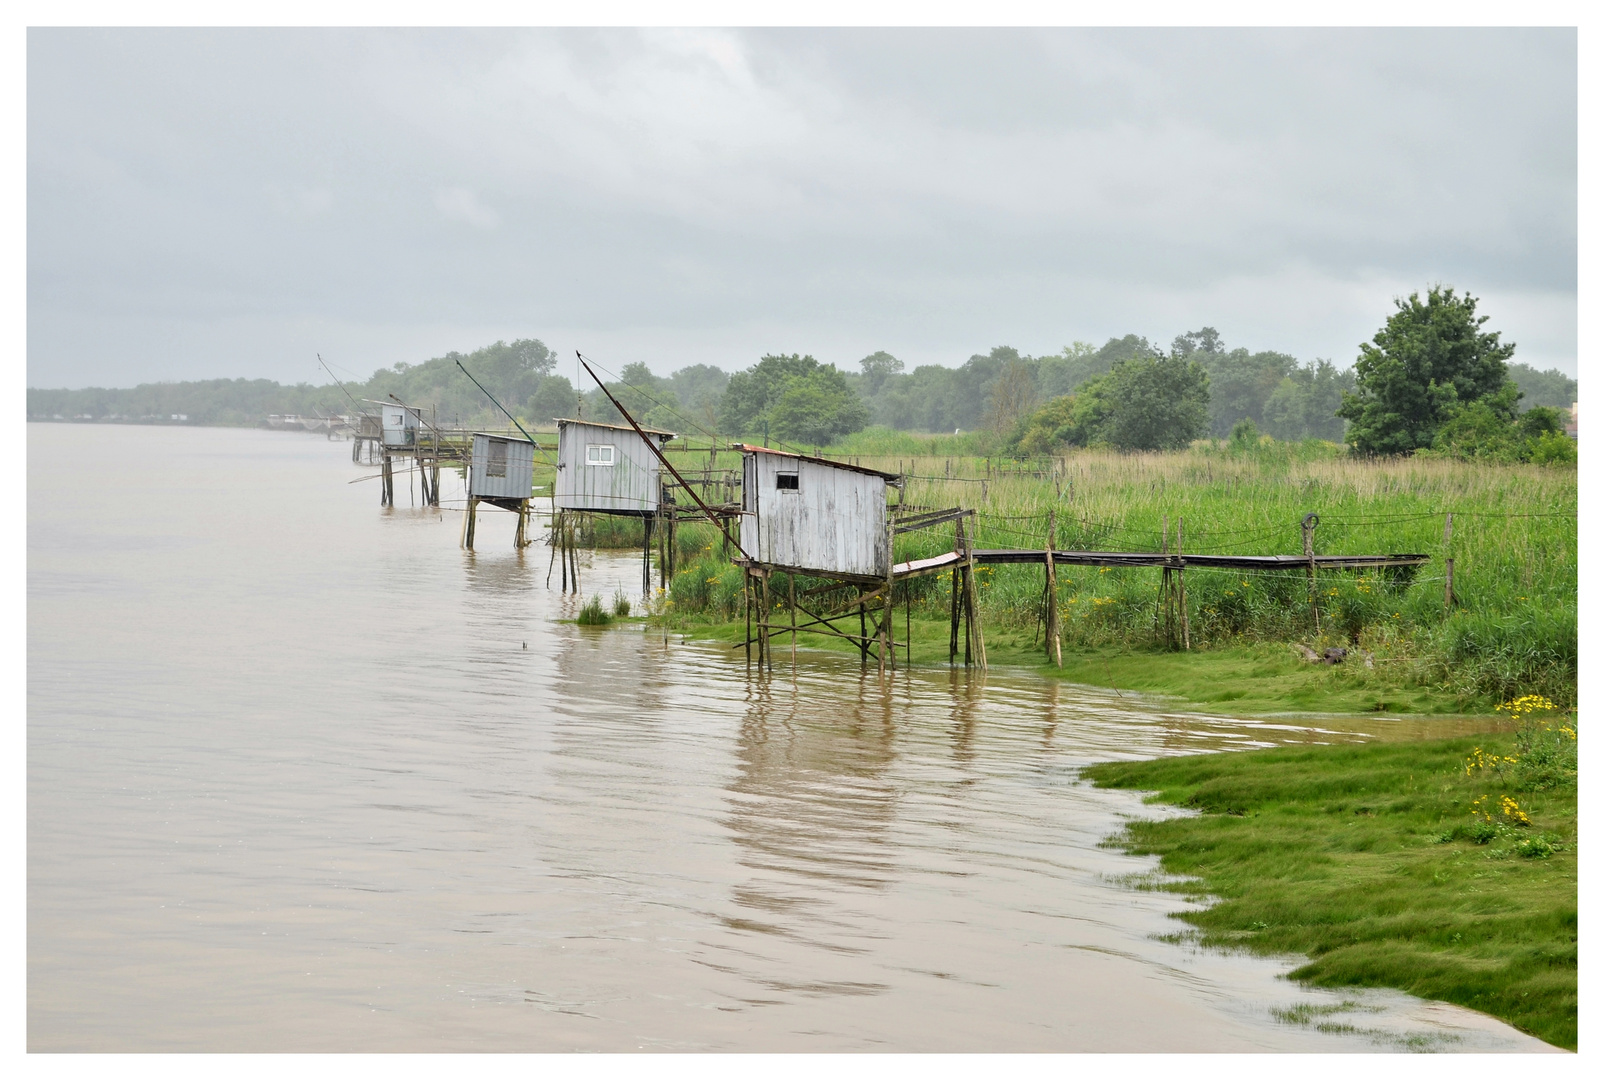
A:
1262,359,1355,441
1338,287,1518,455
1011,384,1113,454
718,353,822,435
769,366,870,445
858,350,904,396
1507,363,1577,412
1101,355,1211,451
525,375,578,424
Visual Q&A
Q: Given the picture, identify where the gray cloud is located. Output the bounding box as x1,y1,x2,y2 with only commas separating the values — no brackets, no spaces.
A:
28,27,1576,388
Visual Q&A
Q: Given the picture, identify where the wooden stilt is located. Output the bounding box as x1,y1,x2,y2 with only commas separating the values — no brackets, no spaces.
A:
881,521,894,674
642,514,653,596
1177,516,1190,651
546,510,559,586
1045,509,1061,667
465,496,478,550
860,587,871,664
744,569,753,663
1443,512,1455,612
759,570,772,670
962,524,987,670
789,573,797,671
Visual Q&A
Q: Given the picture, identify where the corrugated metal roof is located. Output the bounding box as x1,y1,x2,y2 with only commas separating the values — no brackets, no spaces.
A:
730,443,902,481
556,417,677,439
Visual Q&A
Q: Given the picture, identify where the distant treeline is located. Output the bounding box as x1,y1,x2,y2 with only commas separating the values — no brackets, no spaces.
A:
27,332,1575,447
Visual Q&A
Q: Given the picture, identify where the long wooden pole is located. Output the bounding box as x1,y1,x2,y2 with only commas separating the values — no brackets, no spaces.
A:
1045,509,1061,667
1443,512,1455,612
1178,516,1189,651
577,355,749,560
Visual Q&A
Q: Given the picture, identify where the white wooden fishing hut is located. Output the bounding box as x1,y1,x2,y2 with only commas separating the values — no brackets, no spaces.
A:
551,418,677,594
364,400,441,507
731,445,982,674
463,432,537,550
738,446,894,579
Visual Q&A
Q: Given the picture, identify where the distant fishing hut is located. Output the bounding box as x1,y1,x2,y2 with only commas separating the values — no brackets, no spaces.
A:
731,445,981,673
551,418,677,593
463,432,537,550
366,400,441,507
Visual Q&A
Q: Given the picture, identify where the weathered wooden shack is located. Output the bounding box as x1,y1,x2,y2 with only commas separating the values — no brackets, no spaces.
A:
737,445,898,580
555,418,676,516
364,400,440,507
469,432,535,501
464,432,536,550
379,402,421,449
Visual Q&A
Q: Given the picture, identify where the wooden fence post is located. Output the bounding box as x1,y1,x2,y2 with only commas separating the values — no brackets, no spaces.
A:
1443,512,1455,611
1303,511,1320,634
1045,509,1061,667
1178,516,1190,651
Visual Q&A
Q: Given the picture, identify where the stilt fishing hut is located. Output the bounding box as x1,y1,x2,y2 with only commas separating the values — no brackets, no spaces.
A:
369,400,442,508
463,432,537,550
551,418,678,594
733,446,983,672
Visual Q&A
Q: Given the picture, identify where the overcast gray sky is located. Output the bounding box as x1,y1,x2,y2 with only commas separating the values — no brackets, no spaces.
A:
27,27,1577,389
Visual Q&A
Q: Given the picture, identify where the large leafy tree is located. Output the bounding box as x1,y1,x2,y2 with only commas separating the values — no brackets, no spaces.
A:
770,367,871,445
1338,287,1517,455
1100,355,1211,451
718,354,868,443
717,353,821,434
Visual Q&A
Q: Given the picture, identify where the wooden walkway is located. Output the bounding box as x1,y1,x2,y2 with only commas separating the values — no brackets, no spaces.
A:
893,549,1430,577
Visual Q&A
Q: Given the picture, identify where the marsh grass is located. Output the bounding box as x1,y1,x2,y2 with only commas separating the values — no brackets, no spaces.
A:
1082,729,1578,1050
641,439,1573,710
576,594,610,626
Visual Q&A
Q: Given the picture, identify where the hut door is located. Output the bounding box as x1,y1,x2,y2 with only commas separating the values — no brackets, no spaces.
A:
487,438,508,478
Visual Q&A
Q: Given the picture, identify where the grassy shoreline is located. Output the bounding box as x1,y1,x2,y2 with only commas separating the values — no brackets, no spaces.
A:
617,440,1574,710
663,615,1511,717
1081,725,1577,1050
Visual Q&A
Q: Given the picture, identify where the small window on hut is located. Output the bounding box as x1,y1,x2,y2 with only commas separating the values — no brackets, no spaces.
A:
776,472,799,491
586,444,616,466
486,438,508,478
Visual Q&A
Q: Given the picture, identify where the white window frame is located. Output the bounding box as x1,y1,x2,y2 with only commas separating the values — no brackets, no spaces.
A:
586,443,616,466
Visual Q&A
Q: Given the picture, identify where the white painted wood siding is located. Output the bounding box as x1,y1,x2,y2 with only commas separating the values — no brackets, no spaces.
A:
468,434,536,500
380,403,420,448
740,454,888,578
555,420,664,514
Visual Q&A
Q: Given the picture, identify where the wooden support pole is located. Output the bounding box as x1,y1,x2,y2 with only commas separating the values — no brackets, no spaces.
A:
465,496,478,550
1443,512,1455,611
1178,516,1189,651
744,569,753,664
570,516,580,594
790,573,798,671
760,570,772,671
882,520,895,674
546,510,559,586
1303,511,1320,634
1045,509,1061,667
1157,514,1170,647
861,586,872,665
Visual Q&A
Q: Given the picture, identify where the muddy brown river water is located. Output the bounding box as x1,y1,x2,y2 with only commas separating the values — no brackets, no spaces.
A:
27,424,1553,1052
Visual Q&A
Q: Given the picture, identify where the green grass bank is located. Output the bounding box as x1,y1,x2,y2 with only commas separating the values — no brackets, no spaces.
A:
1081,711,1578,1049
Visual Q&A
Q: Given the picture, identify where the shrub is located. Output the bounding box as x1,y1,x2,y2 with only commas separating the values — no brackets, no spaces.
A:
577,595,611,625
612,590,632,618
